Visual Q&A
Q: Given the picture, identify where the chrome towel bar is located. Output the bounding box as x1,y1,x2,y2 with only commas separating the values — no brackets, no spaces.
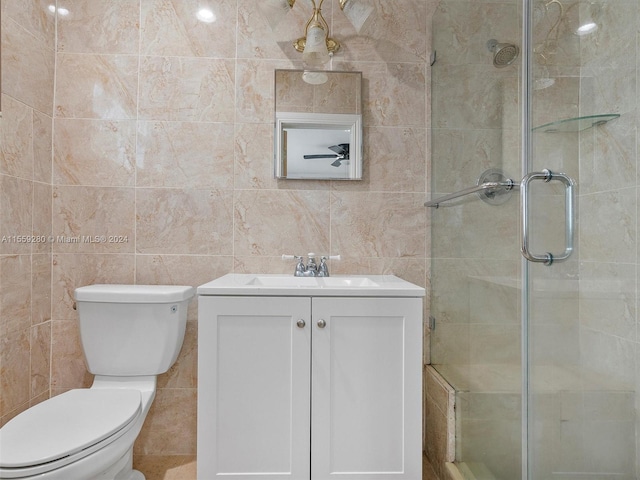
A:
424,179,517,208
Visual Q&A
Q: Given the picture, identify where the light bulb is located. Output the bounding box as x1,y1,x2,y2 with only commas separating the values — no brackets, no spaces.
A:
303,24,330,67
576,21,597,35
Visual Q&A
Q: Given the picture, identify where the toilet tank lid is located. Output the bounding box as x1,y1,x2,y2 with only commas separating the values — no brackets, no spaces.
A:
75,284,195,303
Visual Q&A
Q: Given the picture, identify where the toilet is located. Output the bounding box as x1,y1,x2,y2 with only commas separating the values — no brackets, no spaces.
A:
0,284,195,480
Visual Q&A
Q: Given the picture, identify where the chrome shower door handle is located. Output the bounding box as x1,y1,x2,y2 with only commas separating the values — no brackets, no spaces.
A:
520,169,575,266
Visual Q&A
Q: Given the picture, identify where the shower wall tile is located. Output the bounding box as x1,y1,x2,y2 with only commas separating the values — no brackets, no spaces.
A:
579,188,637,263
136,121,234,189
138,56,235,122
141,0,237,58
136,188,234,255
55,54,139,119
431,128,502,194
53,119,137,187
57,0,140,54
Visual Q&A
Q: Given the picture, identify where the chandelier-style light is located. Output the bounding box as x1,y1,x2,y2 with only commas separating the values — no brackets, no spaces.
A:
259,0,375,67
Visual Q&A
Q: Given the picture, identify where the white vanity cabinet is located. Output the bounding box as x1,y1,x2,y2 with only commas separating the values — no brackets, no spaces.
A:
197,275,424,480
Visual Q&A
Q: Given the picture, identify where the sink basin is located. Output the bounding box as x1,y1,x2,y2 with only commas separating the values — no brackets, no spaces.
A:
198,274,425,297
320,277,379,287
246,276,318,287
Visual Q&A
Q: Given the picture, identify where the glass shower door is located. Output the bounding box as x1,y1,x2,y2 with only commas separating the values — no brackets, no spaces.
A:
527,0,638,478
428,0,524,478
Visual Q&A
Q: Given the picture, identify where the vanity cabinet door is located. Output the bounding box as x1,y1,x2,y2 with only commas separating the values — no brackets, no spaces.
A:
198,296,311,480
310,297,423,479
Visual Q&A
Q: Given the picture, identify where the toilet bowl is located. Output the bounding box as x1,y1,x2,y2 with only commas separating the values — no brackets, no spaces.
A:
0,284,195,480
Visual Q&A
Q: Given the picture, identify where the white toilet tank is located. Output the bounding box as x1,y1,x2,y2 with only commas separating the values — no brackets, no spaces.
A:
74,284,195,376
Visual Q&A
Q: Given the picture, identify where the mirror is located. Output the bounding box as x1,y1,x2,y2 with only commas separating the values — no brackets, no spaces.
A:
274,69,362,180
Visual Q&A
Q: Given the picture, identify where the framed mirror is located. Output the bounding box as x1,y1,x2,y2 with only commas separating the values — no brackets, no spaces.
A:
274,69,362,180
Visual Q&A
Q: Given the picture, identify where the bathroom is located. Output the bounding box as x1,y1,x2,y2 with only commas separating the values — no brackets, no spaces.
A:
0,0,638,479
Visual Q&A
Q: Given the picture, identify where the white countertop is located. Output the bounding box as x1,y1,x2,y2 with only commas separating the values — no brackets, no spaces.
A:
197,274,425,297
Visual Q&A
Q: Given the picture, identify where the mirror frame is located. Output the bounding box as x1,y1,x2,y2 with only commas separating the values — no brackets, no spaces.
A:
274,69,363,180
274,111,362,180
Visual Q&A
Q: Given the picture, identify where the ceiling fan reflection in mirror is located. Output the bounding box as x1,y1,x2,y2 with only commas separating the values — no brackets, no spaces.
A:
303,143,350,167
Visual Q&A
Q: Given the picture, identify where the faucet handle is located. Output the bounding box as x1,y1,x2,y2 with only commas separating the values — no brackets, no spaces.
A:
282,254,306,276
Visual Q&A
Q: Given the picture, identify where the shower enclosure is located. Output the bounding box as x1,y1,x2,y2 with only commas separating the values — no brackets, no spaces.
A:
428,0,639,478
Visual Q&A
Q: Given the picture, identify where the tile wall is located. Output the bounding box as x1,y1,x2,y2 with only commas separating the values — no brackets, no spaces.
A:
1,0,436,475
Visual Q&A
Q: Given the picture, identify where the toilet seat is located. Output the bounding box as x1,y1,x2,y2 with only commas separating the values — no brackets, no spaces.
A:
0,389,141,477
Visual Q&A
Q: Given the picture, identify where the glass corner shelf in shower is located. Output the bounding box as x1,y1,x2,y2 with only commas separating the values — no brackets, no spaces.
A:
533,114,620,133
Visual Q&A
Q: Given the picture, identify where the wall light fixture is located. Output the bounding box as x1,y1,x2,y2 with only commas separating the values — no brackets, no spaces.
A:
259,0,374,67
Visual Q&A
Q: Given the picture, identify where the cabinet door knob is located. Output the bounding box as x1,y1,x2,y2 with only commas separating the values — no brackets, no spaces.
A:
317,319,326,329
296,319,306,328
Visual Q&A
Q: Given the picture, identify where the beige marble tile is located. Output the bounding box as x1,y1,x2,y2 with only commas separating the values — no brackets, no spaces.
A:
141,0,237,58
30,321,51,398
0,254,31,336
0,328,30,418
1,12,55,115
360,62,426,128
136,188,233,255
54,119,136,187
579,188,636,263
33,111,53,184
135,254,232,322
156,320,197,389
57,0,140,54
51,253,135,320
32,182,52,254
55,53,139,119
330,191,426,258
236,0,310,61
31,253,52,325
0,95,34,179
134,388,197,455
234,189,330,256
235,59,282,124
133,455,196,480
0,175,33,254
51,319,93,390
138,56,235,122
333,0,429,64
234,122,278,190
52,186,136,253
136,121,234,189
4,0,55,47
343,126,426,193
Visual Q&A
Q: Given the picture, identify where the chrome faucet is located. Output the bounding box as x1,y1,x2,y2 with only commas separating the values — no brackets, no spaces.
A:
283,254,341,277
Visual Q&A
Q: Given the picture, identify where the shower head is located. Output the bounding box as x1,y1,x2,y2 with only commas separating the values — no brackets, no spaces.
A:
487,39,519,68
